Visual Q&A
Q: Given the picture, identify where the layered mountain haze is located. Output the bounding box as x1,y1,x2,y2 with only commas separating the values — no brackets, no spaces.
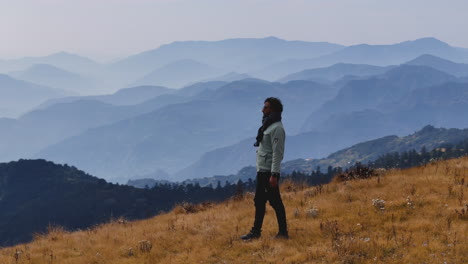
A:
36,85,174,110
172,125,468,188
171,64,468,182
255,37,468,80
301,65,458,132
0,52,101,76
132,59,224,88
10,63,97,94
110,37,345,84
319,37,468,65
0,74,70,118
2,36,468,187
405,54,468,77
398,82,468,127
203,72,252,83
0,100,138,162
36,79,337,182
282,125,468,174
0,85,192,163
278,63,394,83
174,81,228,97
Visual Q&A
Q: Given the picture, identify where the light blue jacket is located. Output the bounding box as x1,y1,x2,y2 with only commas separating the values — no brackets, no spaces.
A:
256,121,285,173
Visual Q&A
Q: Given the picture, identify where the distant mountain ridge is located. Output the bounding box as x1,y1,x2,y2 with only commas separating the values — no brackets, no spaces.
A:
278,63,394,83
35,79,338,183
36,85,174,109
3,37,468,186
2,37,467,95
282,125,468,173
110,37,345,84
172,66,468,181
405,54,468,77
0,85,188,163
301,64,458,132
0,74,69,118
0,52,100,76
169,125,468,187
132,59,223,88
255,37,468,80
11,63,97,94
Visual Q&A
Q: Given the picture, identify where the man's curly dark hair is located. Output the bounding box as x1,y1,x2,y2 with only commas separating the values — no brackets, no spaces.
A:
264,97,283,113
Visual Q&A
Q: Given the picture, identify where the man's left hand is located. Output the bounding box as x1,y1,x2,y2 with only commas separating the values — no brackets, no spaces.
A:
269,176,278,188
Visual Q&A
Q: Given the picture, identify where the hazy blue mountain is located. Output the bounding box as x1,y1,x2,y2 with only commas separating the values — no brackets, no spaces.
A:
0,100,144,162
301,65,458,132
106,85,174,104
278,63,394,83
10,63,97,94
175,81,228,97
110,37,345,84
322,37,467,64
173,137,255,181
396,82,468,128
405,54,468,77
282,125,468,174
0,74,69,118
332,75,371,88
0,52,100,76
132,59,224,88
173,109,398,181
36,85,174,110
170,80,340,180
179,66,465,180
161,125,468,186
0,85,194,164
293,81,468,163
203,72,252,82
36,79,337,183
255,37,468,80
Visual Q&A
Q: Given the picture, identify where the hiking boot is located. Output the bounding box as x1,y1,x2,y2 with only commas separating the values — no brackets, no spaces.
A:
241,230,261,240
274,232,289,239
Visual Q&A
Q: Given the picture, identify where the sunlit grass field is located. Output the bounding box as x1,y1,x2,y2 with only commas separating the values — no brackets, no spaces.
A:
1,157,467,263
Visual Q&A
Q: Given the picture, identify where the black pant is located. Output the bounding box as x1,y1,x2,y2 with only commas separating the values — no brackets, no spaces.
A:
252,172,287,234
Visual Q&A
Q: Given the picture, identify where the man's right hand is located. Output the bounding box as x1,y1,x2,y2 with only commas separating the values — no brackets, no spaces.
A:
269,176,278,188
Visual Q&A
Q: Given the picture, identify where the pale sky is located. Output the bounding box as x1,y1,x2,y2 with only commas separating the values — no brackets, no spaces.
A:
1,0,467,62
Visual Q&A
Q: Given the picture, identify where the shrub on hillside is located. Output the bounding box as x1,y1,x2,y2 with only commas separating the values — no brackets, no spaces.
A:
333,163,377,182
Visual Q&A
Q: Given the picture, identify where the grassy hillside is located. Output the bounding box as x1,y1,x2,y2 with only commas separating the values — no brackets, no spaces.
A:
1,158,467,263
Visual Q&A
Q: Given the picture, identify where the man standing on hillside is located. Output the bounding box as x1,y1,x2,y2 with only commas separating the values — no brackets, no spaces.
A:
241,97,288,240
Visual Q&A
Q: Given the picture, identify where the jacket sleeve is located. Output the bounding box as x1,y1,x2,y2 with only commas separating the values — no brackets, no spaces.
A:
270,126,285,173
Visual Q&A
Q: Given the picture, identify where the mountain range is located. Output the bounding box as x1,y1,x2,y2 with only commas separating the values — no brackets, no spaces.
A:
131,59,224,88
35,79,337,183
281,125,468,174
278,63,394,83
2,37,468,96
10,63,98,94
2,38,468,184
170,64,468,181
0,52,100,75
0,74,69,118
254,37,468,80
109,37,345,85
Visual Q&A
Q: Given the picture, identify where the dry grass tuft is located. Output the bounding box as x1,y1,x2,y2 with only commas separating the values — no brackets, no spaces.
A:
1,158,468,263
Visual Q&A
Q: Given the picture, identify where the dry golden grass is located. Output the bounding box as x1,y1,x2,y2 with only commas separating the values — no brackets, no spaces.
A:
1,158,467,264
